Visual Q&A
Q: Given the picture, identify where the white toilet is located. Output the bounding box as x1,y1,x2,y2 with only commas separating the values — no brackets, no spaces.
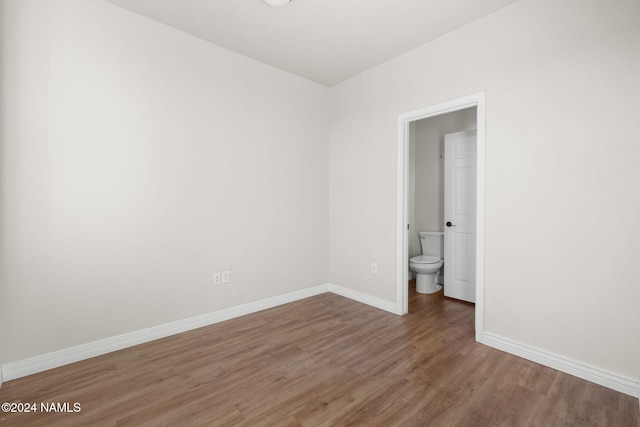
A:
409,231,444,294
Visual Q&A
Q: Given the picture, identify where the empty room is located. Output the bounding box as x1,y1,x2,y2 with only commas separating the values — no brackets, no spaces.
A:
0,0,638,425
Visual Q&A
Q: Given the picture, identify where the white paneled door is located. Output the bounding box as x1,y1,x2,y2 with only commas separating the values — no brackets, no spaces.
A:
444,130,477,303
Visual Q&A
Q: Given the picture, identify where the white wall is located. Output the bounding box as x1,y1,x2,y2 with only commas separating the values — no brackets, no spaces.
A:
0,0,329,365
329,0,640,381
409,108,477,258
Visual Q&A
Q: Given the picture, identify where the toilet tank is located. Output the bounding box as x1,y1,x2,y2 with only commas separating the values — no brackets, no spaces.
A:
418,231,444,257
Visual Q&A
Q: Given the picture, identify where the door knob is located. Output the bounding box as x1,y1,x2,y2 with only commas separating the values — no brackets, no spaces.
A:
446,221,455,227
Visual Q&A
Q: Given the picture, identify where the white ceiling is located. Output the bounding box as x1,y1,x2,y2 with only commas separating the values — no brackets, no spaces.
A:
105,0,518,87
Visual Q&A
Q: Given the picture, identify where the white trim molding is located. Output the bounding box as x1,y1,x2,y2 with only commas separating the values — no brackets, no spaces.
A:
483,332,640,398
1,284,330,382
396,92,486,341
328,284,398,314
0,283,398,383
3,284,638,404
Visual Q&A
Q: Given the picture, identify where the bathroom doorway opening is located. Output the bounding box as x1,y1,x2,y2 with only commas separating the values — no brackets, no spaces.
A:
396,93,485,342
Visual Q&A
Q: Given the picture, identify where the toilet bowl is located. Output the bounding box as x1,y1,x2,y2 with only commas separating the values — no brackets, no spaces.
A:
410,255,443,294
409,231,444,294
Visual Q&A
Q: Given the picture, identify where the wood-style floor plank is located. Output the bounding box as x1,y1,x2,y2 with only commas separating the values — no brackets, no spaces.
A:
0,283,638,426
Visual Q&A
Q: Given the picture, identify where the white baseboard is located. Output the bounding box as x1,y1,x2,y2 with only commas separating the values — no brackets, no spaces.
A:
1,284,330,382
482,332,639,398
5,285,636,405
328,283,398,314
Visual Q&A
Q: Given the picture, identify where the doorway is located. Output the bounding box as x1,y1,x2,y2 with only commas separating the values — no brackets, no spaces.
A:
396,93,485,342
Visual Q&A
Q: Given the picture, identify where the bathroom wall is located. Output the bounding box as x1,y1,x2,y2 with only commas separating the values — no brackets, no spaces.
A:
329,0,640,382
408,108,477,259
0,0,330,366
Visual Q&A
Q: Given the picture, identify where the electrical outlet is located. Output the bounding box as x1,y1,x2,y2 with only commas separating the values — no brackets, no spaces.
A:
213,272,221,286
222,270,230,284
371,263,378,274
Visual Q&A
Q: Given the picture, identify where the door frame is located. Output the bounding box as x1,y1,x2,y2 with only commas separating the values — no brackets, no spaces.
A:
396,92,486,342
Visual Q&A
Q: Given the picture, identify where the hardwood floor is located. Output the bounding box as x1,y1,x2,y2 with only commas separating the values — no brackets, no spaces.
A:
1,284,638,426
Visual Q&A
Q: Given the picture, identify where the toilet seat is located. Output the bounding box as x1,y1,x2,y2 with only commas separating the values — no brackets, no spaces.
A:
410,255,441,264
